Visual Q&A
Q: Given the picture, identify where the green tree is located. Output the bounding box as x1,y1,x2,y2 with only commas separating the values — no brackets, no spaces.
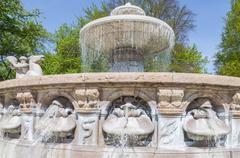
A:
42,4,108,74
215,1,240,77
105,0,195,43
43,1,207,74
105,0,207,73
42,24,81,74
170,44,208,73
0,0,49,80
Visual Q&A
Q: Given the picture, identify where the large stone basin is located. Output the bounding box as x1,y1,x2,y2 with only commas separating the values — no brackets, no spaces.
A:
0,72,239,158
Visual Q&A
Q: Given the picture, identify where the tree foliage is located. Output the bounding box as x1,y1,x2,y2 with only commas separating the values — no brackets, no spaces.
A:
105,0,195,43
42,4,108,74
42,24,81,74
215,0,240,77
170,44,208,73
0,0,49,80
0,0,208,77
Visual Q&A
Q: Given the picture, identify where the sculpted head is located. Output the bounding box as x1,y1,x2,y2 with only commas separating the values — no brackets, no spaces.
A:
19,56,28,64
29,55,45,63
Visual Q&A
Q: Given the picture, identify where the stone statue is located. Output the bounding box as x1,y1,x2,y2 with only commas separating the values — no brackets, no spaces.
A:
103,97,154,146
183,100,231,146
6,55,44,79
35,100,76,142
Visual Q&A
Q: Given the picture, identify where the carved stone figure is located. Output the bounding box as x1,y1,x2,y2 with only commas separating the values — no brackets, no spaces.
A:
183,100,231,146
35,100,76,142
0,105,21,137
231,93,240,110
103,97,154,146
6,55,44,79
75,89,99,110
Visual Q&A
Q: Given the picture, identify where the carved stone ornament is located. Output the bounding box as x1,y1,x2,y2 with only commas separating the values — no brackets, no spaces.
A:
16,92,35,112
82,118,95,144
6,55,44,79
231,93,240,111
157,89,184,109
75,89,100,110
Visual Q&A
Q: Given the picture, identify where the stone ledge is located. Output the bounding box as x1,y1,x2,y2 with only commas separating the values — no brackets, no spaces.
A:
0,72,239,90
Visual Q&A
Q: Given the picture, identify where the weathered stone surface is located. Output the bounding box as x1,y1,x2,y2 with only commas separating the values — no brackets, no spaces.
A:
0,72,239,157
6,55,44,79
75,88,100,111
0,73,240,90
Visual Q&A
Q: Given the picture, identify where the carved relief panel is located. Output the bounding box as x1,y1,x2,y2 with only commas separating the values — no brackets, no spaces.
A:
157,88,184,114
16,92,36,113
75,88,100,110
231,93,240,114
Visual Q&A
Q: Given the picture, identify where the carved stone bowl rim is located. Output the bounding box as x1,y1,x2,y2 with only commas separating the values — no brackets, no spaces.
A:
0,73,240,90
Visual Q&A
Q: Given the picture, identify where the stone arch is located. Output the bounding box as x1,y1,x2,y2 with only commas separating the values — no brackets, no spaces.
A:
105,89,154,102
38,91,78,110
182,91,229,114
101,88,157,114
4,93,19,109
106,96,153,119
102,95,155,146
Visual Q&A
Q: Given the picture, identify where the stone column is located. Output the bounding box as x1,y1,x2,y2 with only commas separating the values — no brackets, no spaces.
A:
0,96,4,139
227,93,240,146
16,92,36,141
157,88,186,147
73,88,100,145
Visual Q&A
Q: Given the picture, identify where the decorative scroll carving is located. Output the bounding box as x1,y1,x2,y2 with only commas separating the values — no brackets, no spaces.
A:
231,93,240,111
157,89,184,113
75,89,100,110
16,92,35,112
158,121,178,145
82,118,95,144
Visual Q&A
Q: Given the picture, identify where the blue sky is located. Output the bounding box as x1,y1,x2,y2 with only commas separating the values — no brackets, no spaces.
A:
22,0,231,73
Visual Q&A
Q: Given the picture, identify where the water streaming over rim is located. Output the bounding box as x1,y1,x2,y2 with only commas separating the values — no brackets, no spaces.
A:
80,3,175,72
0,2,238,158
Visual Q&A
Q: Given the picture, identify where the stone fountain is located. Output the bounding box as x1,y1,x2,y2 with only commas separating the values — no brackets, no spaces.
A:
0,3,240,158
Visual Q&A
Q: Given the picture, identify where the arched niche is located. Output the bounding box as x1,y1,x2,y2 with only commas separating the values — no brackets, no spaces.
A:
38,91,77,110
105,89,154,103
35,95,77,144
106,96,152,120
42,96,74,111
102,88,157,115
5,98,20,109
186,97,225,116
0,94,21,139
102,96,155,147
183,97,231,147
182,92,229,116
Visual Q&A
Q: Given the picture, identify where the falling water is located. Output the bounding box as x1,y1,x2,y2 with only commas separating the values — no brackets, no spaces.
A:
80,3,175,72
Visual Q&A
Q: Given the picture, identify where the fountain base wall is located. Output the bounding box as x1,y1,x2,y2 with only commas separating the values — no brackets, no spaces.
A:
0,140,239,158
0,73,240,157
